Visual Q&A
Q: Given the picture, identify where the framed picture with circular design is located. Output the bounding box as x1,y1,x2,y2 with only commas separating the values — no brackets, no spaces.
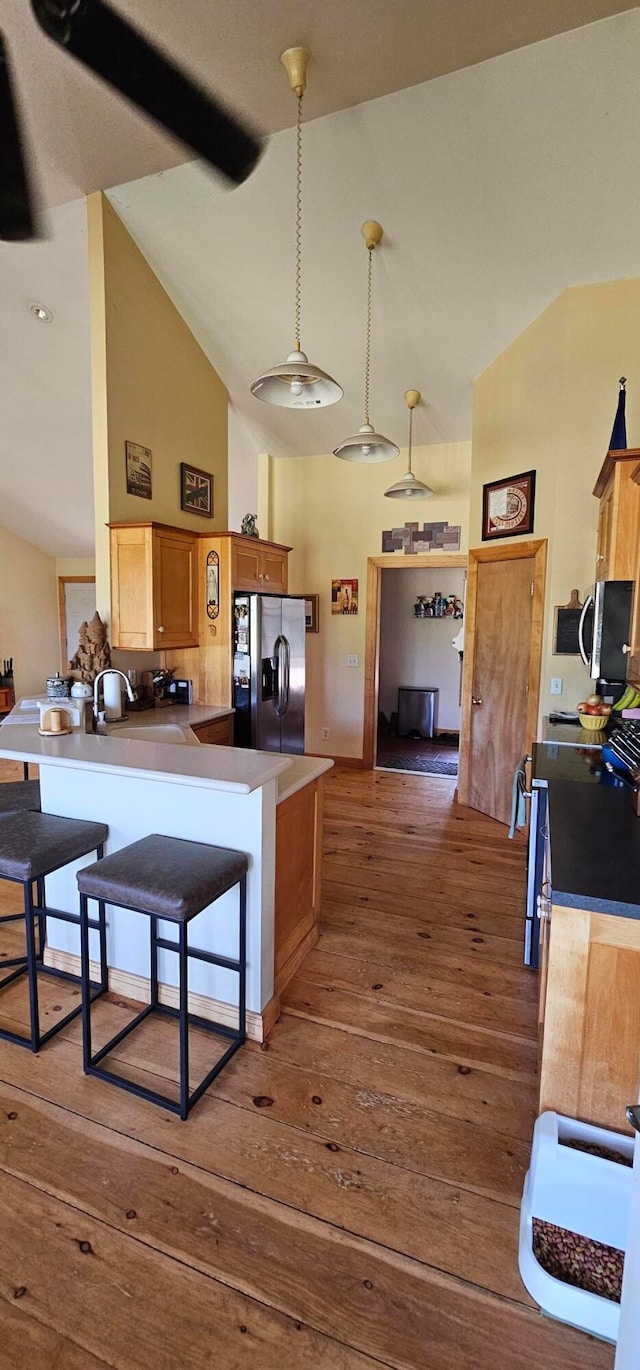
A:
482,469,536,541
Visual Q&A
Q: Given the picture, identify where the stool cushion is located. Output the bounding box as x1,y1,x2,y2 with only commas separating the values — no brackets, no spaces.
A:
0,781,41,815
0,811,108,882
77,834,248,920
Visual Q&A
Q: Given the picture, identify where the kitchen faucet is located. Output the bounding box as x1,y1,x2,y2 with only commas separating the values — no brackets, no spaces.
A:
93,669,135,730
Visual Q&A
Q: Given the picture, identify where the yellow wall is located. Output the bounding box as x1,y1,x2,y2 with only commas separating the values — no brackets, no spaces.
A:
271,442,472,757
471,277,640,722
0,525,60,698
55,558,96,579
87,193,229,622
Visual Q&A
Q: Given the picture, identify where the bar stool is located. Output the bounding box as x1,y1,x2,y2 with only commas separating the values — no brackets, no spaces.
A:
0,810,109,1051
0,780,43,957
77,834,248,1121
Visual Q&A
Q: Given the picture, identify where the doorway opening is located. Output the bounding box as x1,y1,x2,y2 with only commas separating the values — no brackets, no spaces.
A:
363,552,468,772
376,565,466,775
58,576,96,671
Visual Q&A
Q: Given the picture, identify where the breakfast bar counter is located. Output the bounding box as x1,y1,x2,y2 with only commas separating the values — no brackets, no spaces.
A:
0,703,332,1040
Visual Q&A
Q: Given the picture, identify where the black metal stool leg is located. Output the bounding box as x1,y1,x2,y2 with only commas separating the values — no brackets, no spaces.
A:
23,880,40,1052
179,921,189,1121
36,876,46,960
80,893,92,1073
238,875,247,1044
150,915,159,1009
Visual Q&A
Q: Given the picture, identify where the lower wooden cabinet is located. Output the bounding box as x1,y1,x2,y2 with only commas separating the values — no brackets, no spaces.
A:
274,778,324,994
191,715,233,747
0,687,14,713
539,903,640,1133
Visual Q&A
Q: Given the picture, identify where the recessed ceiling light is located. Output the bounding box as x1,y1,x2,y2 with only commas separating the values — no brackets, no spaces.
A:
29,302,53,323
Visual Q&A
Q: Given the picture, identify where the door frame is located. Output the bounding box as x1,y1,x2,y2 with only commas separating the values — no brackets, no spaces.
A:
57,575,96,671
363,552,468,770
457,539,547,808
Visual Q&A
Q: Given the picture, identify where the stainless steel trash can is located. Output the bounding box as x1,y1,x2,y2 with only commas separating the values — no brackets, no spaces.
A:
397,686,438,739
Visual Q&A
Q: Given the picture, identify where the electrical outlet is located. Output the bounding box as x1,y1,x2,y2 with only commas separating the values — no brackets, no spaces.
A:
321,727,330,740
347,654,359,668
550,677,563,696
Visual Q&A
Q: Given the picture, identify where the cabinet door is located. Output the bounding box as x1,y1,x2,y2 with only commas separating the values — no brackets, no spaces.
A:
192,716,233,746
261,548,288,593
110,526,154,650
231,540,263,591
152,530,198,650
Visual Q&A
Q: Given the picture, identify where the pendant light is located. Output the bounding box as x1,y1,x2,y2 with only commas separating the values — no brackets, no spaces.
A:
333,221,399,462
251,48,342,409
384,390,434,498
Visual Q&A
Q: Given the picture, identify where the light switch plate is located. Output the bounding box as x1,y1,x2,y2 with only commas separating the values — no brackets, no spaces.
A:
550,677,563,695
347,655,359,668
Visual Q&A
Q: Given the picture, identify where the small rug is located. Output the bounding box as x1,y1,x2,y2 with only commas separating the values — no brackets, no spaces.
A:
381,755,459,776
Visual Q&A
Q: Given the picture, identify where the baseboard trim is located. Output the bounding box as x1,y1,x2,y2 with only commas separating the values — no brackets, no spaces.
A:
275,922,318,997
43,947,279,1045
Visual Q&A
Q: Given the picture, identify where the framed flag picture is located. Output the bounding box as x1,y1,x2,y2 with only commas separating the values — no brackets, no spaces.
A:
180,463,213,518
482,469,536,540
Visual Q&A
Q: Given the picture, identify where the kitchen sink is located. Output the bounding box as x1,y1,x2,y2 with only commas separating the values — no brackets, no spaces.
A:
108,723,191,745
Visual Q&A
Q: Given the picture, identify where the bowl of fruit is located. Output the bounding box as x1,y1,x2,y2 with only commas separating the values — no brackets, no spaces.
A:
577,694,612,730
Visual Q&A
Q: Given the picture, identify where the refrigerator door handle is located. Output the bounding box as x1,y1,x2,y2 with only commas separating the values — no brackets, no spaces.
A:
274,635,287,717
578,595,593,669
282,636,291,715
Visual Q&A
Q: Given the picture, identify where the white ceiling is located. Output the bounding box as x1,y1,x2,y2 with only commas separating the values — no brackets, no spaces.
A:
109,9,640,461
0,0,634,210
2,5,640,553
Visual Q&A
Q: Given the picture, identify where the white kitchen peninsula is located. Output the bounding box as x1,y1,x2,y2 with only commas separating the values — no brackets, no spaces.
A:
0,704,332,1040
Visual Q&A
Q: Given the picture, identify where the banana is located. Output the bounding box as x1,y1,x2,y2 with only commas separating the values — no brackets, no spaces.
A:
613,686,635,711
613,685,640,711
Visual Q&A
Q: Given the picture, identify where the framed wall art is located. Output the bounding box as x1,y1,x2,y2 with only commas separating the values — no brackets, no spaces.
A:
482,469,536,541
181,462,213,518
304,595,319,632
332,579,358,615
125,441,152,499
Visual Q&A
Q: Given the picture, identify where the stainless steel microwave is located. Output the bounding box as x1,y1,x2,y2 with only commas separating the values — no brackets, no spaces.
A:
578,580,634,680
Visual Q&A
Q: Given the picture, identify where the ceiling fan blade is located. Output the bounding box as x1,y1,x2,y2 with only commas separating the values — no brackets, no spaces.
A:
0,31,38,240
30,0,263,186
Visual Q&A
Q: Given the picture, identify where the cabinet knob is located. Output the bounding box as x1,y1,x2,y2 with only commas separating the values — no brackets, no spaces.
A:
623,643,631,654
157,626,165,634
471,696,483,706
264,574,270,581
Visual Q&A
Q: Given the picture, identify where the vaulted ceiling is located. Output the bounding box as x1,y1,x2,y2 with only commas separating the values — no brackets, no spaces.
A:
1,2,639,554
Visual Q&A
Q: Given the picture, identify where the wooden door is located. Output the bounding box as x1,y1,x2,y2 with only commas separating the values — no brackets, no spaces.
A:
152,530,198,650
458,541,546,826
596,481,613,581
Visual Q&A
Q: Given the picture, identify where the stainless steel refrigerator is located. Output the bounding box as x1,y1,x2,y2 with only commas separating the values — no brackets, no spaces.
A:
233,593,306,753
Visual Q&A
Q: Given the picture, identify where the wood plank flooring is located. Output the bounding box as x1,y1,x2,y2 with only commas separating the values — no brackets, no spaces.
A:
0,762,615,1368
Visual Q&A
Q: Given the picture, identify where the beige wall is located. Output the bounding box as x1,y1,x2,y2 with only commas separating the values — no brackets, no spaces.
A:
0,525,60,698
87,193,229,622
271,442,472,757
55,558,96,579
471,277,640,724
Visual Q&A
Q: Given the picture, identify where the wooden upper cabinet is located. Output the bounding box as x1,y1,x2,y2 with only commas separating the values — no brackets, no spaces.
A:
110,523,198,652
229,535,290,593
593,449,640,582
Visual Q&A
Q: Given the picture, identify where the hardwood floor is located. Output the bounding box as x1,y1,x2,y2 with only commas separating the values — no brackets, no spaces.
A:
0,762,614,1368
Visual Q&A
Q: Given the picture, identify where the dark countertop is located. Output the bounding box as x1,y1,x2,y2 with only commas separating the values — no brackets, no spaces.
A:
532,740,603,785
548,777,640,919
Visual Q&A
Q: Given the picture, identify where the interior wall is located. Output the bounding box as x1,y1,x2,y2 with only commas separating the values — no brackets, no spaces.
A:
228,406,260,534
270,441,472,757
471,276,640,726
0,525,60,698
379,567,465,731
87,192,229,624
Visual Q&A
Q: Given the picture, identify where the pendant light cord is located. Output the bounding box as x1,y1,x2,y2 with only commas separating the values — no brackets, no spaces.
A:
364,246,373,425
408,404,414,473
294,91,303,350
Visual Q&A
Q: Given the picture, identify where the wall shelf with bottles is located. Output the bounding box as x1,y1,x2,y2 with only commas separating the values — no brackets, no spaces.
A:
414,593,463,620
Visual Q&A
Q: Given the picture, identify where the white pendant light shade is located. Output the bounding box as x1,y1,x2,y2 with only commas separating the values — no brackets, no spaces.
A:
384,390,434,498
251,49,342,410
333,422,399,464
251,349,343,408
334,221,398,463
384,470,434,497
